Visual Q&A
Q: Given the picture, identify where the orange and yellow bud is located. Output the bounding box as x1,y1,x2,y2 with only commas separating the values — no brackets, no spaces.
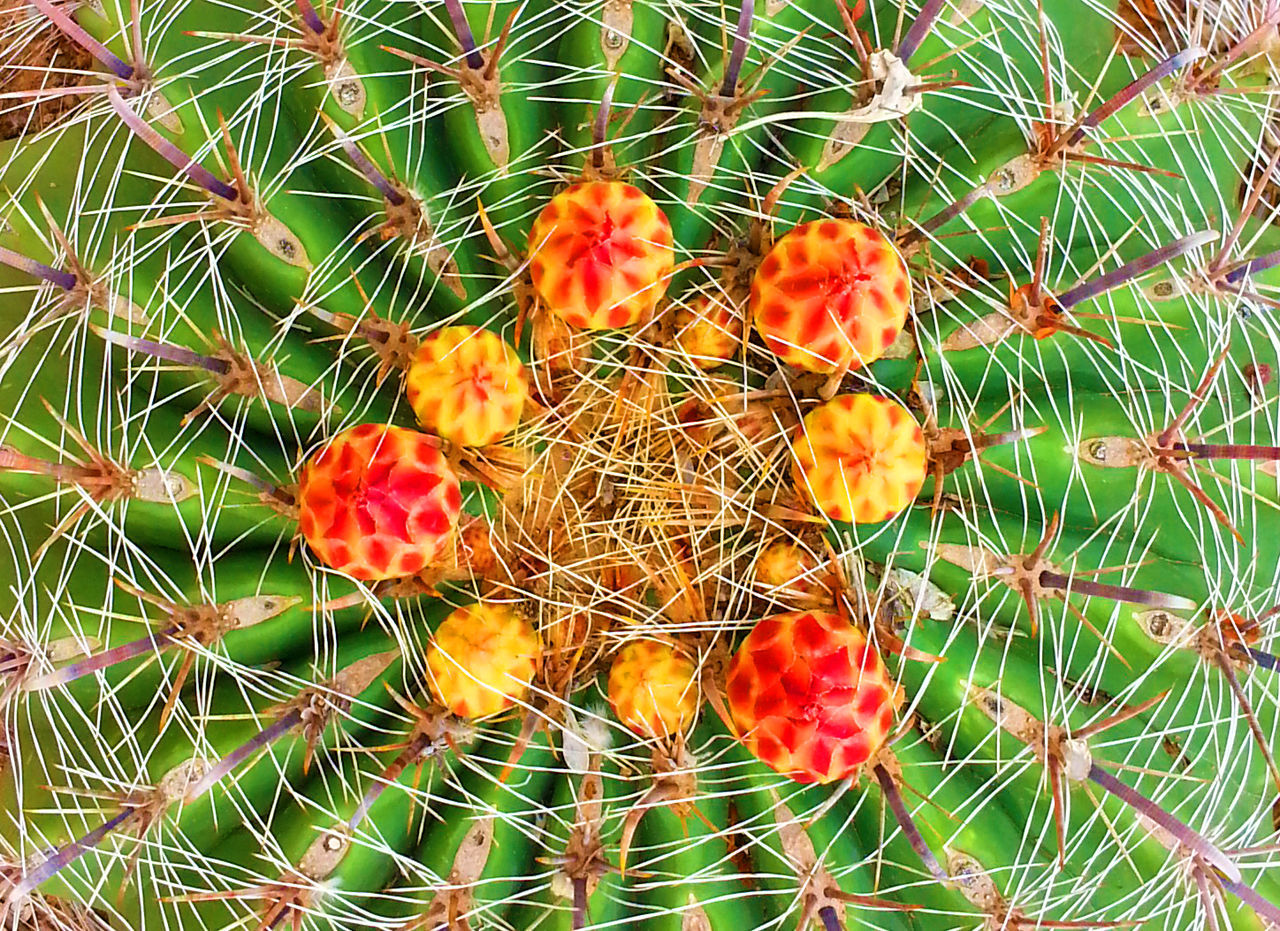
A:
727,610,898,784
426,602,540,719
751,219,910,373
608,640,699,738
297,424,462,581
754,539,826,604
528,180,674,330
674,292,741,369
405,326,529,447
791,394,926,524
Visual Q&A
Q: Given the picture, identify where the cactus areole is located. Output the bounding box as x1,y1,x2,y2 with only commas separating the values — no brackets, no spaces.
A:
297,424,462,580
727,611,899,784
527,180,675,329
751,219,911,373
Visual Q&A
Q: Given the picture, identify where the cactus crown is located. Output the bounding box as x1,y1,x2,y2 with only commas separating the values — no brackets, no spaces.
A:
1,0,1280,930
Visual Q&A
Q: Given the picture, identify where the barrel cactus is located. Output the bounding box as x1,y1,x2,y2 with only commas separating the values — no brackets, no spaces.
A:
1,0,1279,928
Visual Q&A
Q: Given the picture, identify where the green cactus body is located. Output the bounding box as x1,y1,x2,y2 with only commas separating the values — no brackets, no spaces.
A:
2,1,1280,930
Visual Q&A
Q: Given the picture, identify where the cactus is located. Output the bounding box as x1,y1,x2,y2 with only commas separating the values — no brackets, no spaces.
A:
1,0,1280,929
